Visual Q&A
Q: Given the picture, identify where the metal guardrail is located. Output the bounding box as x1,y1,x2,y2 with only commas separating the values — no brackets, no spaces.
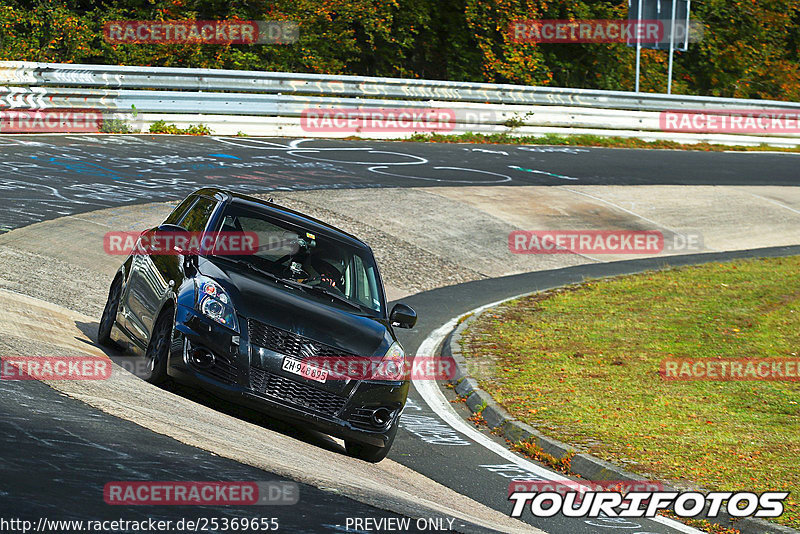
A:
1,61,799,146
3,61,800,112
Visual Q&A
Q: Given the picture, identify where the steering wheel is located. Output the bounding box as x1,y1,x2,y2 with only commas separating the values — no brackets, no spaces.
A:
309,256,344,289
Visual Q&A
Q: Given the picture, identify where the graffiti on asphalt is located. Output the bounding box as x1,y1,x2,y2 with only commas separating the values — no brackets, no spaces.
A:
0,136,582,232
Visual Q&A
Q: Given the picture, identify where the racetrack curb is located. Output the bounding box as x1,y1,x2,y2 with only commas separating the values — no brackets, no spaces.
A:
444,283,800,534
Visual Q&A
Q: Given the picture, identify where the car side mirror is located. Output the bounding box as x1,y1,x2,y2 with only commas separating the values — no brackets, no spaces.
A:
390,303,417,329
156,224,197,268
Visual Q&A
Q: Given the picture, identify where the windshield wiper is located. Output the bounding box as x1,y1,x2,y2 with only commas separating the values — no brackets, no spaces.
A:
213,257,373,313
295,283,368,313
215,257,304,291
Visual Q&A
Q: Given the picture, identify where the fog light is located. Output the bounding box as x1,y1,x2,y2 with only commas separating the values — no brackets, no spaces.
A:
189,347,216,369
372,407,393,427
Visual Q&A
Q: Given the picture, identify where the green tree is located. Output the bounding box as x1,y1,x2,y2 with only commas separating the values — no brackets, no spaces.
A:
0,0,797,101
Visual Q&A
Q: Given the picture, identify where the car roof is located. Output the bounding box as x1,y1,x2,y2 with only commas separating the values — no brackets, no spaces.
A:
195,188,371,251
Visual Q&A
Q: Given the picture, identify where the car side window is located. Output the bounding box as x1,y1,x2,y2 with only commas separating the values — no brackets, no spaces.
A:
178,196,216,233
163,195,197,225
352,254,381,311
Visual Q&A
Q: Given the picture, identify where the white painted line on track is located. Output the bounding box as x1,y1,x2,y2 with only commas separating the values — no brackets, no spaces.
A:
414,313,563,482
412,296,704,534
649,516,707,534
736,190,800,216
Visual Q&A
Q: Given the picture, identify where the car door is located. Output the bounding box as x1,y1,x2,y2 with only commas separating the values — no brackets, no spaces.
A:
121,195,217,347
118,194,196,343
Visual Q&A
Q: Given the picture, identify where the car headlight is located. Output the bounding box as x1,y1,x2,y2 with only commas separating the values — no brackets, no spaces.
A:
195,276,239,332
378,342,406,381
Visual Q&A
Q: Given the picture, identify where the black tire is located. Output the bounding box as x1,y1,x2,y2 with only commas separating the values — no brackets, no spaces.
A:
143,308,173,385
345,421,398,463
98,276,123,349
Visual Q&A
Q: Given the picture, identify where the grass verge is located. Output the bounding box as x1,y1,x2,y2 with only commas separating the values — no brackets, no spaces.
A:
405,132,800,152
149,120,212,135
460,256,800,528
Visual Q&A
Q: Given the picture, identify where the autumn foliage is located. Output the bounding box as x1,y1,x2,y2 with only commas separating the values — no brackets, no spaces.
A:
0,0,798,100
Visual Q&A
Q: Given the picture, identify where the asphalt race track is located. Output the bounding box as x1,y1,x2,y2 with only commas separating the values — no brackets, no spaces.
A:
1,379,429,533
1,135,798,533
1,135,799,232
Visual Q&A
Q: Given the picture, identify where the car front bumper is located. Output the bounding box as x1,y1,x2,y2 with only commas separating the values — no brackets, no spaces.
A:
166,305,408,447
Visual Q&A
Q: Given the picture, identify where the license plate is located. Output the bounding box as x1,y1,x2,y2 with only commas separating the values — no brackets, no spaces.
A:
281,356,328,383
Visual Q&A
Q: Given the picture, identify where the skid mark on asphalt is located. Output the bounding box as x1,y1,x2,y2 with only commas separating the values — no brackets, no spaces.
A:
561,187,686,236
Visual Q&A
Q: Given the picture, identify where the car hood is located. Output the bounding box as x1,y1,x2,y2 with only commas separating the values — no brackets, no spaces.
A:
199,258,392,358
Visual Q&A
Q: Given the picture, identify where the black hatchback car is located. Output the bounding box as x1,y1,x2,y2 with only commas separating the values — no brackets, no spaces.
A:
98,188,417,462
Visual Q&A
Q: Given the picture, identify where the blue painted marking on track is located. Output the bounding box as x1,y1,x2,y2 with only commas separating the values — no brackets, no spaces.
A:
42,156,128,181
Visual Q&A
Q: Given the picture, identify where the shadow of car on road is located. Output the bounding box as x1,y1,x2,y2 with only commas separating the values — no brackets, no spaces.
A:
74,319,347,458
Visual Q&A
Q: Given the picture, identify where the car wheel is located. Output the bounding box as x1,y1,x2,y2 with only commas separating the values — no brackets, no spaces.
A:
345,421,398,463
143,308,173,385
98,276,123,349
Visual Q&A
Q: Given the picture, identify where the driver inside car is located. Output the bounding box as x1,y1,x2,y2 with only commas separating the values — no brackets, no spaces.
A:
304,249,345,291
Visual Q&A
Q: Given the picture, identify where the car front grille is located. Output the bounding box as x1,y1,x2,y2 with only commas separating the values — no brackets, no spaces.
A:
250,366,346,417
247,318,358,360
204,355,238,385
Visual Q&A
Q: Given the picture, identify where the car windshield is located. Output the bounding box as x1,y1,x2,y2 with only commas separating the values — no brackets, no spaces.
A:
210,203,384,315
